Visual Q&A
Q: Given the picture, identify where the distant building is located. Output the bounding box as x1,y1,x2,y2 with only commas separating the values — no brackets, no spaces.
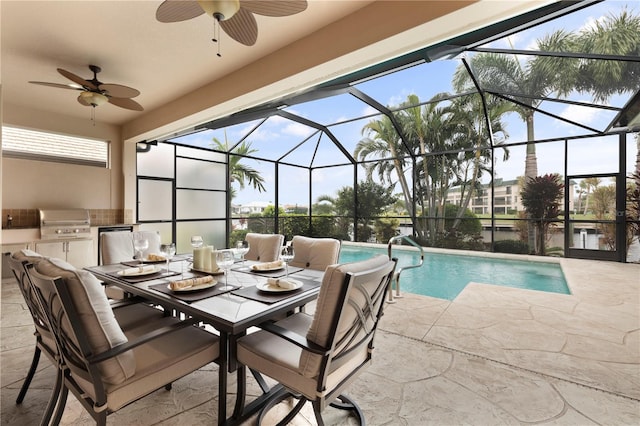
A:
446,178,574,215
234,201,273,215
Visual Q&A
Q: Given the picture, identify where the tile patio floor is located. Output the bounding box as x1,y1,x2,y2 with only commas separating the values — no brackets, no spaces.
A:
1,257,639,425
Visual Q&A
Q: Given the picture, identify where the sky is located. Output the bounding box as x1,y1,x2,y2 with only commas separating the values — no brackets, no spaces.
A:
173,0,639,207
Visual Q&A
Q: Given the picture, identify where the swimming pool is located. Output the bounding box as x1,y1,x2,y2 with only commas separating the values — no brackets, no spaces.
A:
338,245,570,301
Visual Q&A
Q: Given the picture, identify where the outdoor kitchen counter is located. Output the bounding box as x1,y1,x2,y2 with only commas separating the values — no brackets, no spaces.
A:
1,228,40,244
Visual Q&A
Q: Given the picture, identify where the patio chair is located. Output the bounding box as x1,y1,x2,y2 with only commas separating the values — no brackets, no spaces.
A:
25,256,220,426
244,233,284,262
288,235,341,271
100,230,161,265
100,230,161,299
9,250,171,424
7,251,62,423
236,254,396,425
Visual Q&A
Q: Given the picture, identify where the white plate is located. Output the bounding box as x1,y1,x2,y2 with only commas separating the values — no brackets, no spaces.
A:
256,279,303,293
117,266,160,277
190,267,225,275
251,264,284,272
169,281,217,292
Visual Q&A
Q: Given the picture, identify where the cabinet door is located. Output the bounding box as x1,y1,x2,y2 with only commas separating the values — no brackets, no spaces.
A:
34,241,65,259
66,239,95,269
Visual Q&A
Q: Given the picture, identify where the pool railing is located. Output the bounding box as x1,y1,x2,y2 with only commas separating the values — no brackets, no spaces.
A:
387,235,424,303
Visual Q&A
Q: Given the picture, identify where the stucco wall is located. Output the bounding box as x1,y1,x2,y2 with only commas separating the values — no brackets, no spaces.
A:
2,103,123,210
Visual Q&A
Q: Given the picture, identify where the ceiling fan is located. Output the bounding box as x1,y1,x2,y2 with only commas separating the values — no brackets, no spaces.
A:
156,0,308,47
29,65,143,111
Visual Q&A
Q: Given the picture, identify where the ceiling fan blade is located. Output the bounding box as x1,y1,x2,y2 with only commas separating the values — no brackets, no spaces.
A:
220,7,257,46
29,81,83,90
241,0,307,17
58,68,97,90
99,83,140,99
108,97,144,111
156,0,205,22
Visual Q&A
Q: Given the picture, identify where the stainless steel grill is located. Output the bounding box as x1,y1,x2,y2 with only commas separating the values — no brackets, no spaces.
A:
39,209,91,240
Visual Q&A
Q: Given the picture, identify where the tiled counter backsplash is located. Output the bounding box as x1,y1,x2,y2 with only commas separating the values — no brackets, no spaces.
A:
2,209,133,228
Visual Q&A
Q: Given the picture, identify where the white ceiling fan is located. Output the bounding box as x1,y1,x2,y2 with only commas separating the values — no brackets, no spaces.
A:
156,0,308,49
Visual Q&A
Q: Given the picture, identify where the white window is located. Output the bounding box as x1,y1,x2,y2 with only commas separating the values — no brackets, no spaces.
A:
2,126,109,167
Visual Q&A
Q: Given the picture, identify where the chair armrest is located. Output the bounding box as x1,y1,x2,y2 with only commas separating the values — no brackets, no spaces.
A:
87,317,202,364
258,321,329,356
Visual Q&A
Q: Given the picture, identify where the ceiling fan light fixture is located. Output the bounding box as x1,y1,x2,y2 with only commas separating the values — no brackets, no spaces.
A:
197,0,240,21
79,91,108,107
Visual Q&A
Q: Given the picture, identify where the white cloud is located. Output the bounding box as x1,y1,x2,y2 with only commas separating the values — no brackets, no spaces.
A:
557,102,599,127
283,122,314,137
361,105,379,116
246,127,277,142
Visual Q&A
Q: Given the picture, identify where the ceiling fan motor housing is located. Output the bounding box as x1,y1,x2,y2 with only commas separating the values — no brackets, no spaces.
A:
198,0,240,21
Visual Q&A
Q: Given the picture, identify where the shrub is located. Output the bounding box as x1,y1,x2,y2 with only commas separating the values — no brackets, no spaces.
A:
494,240,529,254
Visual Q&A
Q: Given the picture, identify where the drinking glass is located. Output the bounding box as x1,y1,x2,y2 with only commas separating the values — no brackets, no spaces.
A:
160,243,176,275
190,235,204,249
133,237,149,264
236,240,250,265
216,249,235,290
280,245,295,278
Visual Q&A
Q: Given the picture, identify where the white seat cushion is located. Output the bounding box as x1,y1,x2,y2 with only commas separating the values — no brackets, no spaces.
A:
33,257,136,385
71,315,219,411
245,233,284,262
301,254,389,376
289,236,340,271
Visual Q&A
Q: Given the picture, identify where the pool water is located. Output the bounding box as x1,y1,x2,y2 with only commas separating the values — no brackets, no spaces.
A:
339,245,570,301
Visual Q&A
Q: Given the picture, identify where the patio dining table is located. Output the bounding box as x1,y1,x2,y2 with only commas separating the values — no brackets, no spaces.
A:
86,257,325,426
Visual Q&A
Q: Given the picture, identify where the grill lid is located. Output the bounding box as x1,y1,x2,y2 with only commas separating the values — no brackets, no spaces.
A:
39,209,91,239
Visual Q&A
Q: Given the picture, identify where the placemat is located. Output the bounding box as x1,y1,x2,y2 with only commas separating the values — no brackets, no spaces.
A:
108,270,180,283
121,260,164,267
148,281,240,303
232,265,304,278
231,281,320,304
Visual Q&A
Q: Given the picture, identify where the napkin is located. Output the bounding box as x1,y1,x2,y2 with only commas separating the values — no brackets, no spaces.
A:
146,253,166,261
120,265,157,276
266,278,298,290
170,275,214,290
251,260,284,271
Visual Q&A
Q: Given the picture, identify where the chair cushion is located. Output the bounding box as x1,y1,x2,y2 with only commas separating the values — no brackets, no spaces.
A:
237,313,368,400
101,231,134,264
101,231,161,264
289,236,340,271
71,316,219,411
134,230,161,256
34,257,136,385
245,233,284,262
301,254,389,377
12,248,46,264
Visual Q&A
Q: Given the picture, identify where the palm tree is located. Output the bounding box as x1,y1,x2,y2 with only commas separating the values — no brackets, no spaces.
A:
580,177,601,215
355,114,421,235
443,93,511,229
398,94,461,238
451,49,559,252
562,8,640,102
211,137,266,198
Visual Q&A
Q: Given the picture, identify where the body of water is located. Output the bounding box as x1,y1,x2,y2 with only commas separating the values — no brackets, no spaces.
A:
339,245,570,301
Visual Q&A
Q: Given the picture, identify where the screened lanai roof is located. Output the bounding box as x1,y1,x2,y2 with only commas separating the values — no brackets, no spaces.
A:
162,0,640,205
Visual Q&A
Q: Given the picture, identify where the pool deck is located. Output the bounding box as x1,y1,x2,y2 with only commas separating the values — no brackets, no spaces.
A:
2,257,639,425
